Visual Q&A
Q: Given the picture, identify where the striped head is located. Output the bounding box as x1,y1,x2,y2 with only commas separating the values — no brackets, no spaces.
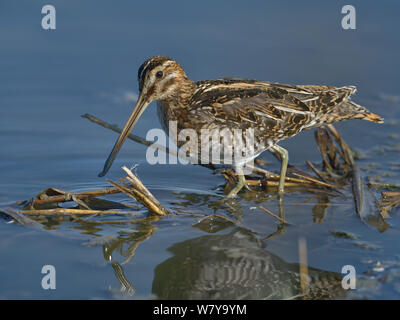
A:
137,56,190,101
98,56,193,177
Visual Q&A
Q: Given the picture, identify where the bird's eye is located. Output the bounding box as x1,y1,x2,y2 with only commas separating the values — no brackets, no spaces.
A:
156,71,163,78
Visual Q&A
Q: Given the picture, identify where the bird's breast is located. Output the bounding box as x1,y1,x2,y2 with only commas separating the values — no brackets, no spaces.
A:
156,101,170,134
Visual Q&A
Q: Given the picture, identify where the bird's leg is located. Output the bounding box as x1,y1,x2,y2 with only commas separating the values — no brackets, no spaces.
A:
270,145,289,197
226,168,246,198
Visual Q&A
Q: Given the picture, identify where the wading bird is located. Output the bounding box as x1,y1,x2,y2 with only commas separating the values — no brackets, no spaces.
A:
98,56,383,198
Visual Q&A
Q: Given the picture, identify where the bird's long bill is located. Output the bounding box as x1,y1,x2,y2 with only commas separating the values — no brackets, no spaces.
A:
98,94,149,177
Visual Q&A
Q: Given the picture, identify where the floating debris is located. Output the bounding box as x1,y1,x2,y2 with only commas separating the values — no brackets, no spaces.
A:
353,241,381,251
372,261,385,273
329,230,358,240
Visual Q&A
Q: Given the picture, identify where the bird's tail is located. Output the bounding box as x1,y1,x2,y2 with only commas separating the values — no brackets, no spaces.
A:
341,100,384,123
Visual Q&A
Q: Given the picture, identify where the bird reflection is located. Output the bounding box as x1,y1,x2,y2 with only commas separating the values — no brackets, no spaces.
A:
152,228,346,300
95,190,339,299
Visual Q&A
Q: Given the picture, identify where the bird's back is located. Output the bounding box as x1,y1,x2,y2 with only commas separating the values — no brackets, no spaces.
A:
179,79,382,135
189,79,383,128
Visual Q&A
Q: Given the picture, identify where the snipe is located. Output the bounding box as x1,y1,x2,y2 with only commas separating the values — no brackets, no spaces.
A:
98,56,383,198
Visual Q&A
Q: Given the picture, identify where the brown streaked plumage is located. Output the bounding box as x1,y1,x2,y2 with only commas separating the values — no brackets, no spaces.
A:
99,56,383,198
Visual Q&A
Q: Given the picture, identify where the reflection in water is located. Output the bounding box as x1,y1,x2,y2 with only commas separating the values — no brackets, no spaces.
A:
94,190,338,298
312,194,330,223
152,228,346,300
174,190,291,239
98,218,159,296
174,188,332,221
92,202,346,299
110,260,136,296
173,192,246,221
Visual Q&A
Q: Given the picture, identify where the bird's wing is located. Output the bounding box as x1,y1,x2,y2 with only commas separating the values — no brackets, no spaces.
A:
188,80,317,139
261,82,357,113
189,79,363,135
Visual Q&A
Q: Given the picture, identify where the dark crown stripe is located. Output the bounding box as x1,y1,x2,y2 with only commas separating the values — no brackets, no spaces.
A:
137,56,173,91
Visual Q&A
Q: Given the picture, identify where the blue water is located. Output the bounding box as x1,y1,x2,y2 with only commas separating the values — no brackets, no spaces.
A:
0,0,400,299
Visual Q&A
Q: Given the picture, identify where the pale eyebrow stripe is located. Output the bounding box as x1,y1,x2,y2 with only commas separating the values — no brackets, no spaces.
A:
158,72,178,86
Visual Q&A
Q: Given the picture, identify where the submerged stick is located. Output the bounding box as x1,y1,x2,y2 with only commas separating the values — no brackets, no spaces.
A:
258,206,289,225
1,207,44,226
